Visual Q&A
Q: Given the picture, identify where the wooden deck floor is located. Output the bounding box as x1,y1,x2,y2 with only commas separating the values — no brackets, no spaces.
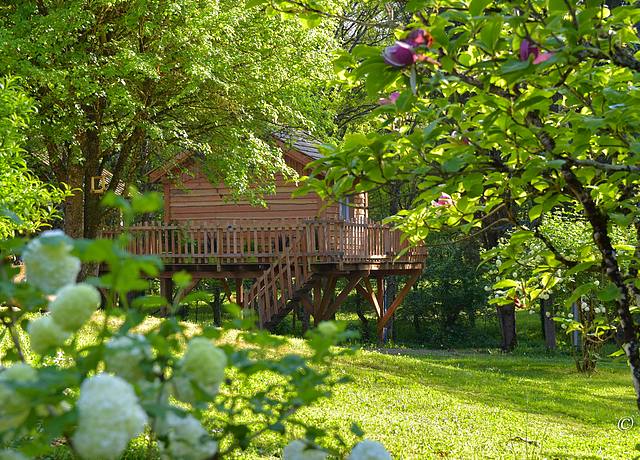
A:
102,218,426,337
101,218,426,269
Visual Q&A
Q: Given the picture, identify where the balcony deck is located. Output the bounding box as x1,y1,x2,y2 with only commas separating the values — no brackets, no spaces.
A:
101,218,426,273
101,218,426,336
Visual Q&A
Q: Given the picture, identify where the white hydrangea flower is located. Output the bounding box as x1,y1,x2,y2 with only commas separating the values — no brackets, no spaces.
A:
317,321,338,336
0,363,37,432
72,374,147,460
173,338,226,404
282,440,327,460
27,315,70,355
105,334,152,382
157,412,218,460
22,230,80,294
495,259,502,267
484,286,490,292
567,313,573,319
584,306,590,312
581,301,588,310
561,323,567,329
594,280,600,286
50,283,101,332
0,449,28,460
347,440,392,460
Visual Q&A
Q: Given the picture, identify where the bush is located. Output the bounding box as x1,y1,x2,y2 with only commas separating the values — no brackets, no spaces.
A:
0,195,392,459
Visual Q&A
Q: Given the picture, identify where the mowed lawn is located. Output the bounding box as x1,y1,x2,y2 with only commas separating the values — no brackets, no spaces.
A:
240,340,636,460
2,315,637,459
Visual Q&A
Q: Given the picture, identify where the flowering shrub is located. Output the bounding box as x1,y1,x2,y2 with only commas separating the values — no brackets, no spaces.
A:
0,194,391,458
21,230,80,295
72,374,148,460
483,211,624,369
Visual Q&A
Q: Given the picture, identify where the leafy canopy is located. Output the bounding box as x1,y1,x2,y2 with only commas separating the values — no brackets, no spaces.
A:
0,77,68,238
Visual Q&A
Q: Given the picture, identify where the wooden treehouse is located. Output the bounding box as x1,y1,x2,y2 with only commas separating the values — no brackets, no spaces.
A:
102,136,426,339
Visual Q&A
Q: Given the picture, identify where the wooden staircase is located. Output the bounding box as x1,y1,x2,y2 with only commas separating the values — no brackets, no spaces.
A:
243,231,314,329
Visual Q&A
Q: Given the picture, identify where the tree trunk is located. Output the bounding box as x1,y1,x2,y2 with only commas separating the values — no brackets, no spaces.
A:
211,286,222,327
540,299,556,350
562,166,640,408
355,303,370,341
497,304,517,351
63,164,85,239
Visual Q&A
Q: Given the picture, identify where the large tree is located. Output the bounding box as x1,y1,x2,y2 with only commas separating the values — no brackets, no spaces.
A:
0,76,68,237
300,1,640,406
0,0,338,238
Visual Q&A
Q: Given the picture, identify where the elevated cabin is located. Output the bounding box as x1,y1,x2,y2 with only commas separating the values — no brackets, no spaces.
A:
102,136,425,340
152,136,368,223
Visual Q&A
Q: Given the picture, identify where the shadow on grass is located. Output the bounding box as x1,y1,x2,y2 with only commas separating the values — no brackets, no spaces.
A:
342,349,634,430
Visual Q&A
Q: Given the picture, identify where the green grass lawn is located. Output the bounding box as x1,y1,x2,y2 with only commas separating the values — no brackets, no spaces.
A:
2,313,637,459
233,338,636,459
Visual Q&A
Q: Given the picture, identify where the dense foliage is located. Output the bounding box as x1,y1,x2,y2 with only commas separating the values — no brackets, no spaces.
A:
0,0,338,238
299,1,640,404
0,195,393,459
0,77,68,238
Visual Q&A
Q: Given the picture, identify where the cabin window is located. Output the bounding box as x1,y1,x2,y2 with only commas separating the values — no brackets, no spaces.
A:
339,197,350,221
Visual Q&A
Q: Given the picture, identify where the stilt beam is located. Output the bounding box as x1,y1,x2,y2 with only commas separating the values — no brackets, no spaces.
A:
235,278,244,306
323,274,363,320
376,271,420,341
221,278,233,301
316,275,337,324
376,276,385,315
312,279,322,324
356,279,381,318
160,277,174,316
298,293,312,334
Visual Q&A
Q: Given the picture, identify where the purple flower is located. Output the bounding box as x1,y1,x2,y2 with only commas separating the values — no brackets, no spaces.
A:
405,29,433,48
383,41,417,68
378,91,400,105
519,39,538,61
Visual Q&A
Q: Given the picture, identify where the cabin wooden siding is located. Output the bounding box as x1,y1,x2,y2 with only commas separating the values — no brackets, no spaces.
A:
161,148,367,223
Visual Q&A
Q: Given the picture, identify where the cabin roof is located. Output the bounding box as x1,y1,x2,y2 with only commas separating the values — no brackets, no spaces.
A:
148,132,323,183
273,131,322,160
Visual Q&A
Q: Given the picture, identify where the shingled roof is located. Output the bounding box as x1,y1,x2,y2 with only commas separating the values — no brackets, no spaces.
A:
148,131,323,183
273,131,323,160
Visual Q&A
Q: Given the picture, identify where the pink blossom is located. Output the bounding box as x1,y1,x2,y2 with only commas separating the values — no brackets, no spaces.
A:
405,29,433,48
378,91,400,105
533,52,555,64
431,193,453,207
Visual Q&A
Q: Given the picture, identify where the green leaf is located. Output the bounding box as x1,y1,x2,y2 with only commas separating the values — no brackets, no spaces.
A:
469,0,493,16
597,282,621,302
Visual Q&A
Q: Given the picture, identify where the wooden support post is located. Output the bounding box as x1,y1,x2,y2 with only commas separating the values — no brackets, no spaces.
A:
316,276,337,324
312,280,322,324
235,278,244,306
376,271,420,342
323,274,363,320
211,286,222,327
160,277,174,316
299,293,313,334
377,276,391,341
356,279,381,318
221,278,233,301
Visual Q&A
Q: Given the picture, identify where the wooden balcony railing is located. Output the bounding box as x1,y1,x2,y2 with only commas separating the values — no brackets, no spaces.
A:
100,218,426,267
